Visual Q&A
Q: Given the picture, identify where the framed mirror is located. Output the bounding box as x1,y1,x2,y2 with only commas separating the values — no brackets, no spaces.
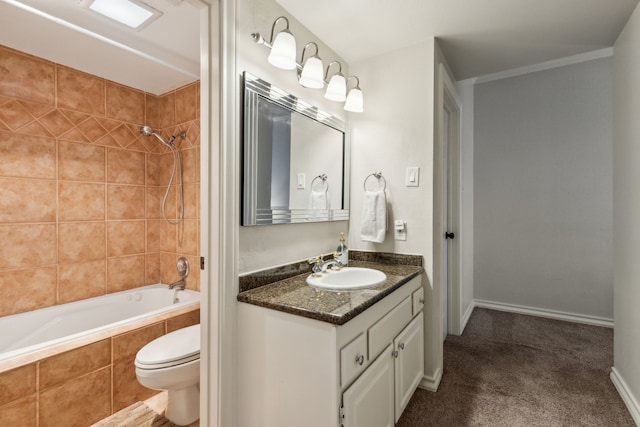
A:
242,72,350,226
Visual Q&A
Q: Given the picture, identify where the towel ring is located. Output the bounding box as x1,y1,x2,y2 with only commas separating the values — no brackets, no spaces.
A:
311,174,329,192
364,171,386,192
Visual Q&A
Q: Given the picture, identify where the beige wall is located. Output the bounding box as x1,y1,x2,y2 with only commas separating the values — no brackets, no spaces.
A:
613,2,640,422
0,45,200,317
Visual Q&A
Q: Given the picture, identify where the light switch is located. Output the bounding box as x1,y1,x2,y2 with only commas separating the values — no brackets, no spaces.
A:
406,167,420,187
297,173,305,189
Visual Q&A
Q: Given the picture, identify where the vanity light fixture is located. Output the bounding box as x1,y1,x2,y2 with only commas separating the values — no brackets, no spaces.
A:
251,16,364,112
81,0,162,30
251,16,297,70
324,61,347,102
298,42,324,89
344,76,364,113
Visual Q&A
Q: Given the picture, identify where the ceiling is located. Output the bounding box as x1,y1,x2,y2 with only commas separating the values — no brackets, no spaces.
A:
1,0,638,94
0,0,201,95
276,0,640,80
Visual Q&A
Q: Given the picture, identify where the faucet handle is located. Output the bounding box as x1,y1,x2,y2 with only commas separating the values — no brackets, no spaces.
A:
307,256,321,265
333,252,340,259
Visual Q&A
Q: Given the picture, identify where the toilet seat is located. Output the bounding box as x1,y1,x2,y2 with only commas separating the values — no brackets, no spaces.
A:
135,324,200,370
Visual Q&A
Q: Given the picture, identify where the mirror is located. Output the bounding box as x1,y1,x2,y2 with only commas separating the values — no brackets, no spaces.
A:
242,72,350,226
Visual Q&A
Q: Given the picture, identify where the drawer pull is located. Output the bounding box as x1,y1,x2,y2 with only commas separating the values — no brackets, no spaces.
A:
398,342,405,350
355,354,364,365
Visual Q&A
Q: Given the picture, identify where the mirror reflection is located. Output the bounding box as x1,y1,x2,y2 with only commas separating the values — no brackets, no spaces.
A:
242,72,350,225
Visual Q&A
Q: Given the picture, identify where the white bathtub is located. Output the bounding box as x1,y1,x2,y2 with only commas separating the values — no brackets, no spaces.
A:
0,284,200,370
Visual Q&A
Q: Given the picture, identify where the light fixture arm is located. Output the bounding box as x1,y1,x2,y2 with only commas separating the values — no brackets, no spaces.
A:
251,16,291,48
269,16,290,44
300,42,319,66
346,75,361,90
324,61,343,82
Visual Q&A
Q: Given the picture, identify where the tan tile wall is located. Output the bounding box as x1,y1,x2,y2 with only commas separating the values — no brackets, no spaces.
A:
0,45,200,317
0,310,200,425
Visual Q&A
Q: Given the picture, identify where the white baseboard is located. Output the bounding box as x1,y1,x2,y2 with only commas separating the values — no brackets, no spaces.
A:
473,299,614,328
461,302,474,333
418,367,442,392
611,367,640,426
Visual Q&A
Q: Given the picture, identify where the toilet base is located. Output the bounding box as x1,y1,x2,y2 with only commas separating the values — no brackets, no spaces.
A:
165,384,200,426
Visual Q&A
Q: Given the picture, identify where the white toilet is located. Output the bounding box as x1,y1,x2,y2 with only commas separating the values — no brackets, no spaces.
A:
135,324,200,426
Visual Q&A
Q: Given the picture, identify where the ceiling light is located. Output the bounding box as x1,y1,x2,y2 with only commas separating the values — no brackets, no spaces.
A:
83,0,162,30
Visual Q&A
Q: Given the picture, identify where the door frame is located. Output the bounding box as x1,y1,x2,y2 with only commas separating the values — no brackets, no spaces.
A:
434,63,463,337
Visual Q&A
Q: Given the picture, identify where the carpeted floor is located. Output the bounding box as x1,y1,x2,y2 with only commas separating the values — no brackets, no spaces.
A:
396,308,635,427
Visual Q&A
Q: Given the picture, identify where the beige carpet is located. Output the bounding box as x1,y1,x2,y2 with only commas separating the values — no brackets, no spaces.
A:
396,308,635,427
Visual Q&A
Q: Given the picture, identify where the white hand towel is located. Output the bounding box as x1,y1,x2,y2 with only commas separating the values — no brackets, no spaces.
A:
309,190,328,210
360,190,387,243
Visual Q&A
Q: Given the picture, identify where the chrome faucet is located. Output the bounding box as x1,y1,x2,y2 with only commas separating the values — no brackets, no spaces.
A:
308,253,344,275
168,279,186,290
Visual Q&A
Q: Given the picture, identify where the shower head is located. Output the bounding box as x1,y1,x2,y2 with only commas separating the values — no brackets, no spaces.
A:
140,125,154,137
140,125,173,147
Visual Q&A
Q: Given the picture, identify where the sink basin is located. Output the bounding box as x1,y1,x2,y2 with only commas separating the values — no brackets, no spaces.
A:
306,267,387,290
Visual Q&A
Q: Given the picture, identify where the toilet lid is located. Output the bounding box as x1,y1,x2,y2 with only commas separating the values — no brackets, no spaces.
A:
135,324,200,367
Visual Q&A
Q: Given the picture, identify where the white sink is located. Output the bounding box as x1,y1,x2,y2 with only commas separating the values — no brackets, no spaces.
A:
306,267,387,290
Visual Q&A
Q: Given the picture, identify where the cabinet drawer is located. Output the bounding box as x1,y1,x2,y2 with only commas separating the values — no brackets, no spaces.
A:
412,287,424,315
341,333,367,387
368,297,411,360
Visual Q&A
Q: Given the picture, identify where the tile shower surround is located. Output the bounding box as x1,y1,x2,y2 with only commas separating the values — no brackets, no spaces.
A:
0,45,201,317
0,309,200,426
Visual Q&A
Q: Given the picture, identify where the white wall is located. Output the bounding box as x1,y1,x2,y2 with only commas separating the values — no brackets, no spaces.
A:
473,56,614,320
349,40,441,387
612,3,640,423
236,0,349,273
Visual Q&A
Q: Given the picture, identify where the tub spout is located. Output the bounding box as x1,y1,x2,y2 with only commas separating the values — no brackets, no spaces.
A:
168,279,186,290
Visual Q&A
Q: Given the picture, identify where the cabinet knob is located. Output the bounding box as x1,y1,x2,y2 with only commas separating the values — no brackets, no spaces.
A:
398,342,405,350
419,298,424,304
355,354,364,366
392,350,399,358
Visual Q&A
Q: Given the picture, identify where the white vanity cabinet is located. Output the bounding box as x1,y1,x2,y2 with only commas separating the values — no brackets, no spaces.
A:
237,276,424,427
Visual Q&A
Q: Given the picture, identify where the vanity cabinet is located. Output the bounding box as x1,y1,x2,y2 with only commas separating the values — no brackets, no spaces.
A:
237,276,424,427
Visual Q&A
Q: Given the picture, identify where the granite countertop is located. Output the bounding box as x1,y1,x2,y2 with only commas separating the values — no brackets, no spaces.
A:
237,252,424,325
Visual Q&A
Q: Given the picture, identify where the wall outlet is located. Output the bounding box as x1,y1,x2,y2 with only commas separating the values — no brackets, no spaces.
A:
394,220,407,241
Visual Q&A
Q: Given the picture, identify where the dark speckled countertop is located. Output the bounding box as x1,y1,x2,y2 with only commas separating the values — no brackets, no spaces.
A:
237,251,424,325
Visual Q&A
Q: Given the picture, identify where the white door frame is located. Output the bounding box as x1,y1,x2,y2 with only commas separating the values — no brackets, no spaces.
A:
434,63,463,337
200,0,238,426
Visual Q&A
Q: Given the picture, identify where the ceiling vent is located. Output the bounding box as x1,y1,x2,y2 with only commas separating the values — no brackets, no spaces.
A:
80,0,163,31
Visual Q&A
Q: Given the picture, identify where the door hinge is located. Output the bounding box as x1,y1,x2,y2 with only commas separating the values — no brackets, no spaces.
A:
200,256,205,270
339,404,345,426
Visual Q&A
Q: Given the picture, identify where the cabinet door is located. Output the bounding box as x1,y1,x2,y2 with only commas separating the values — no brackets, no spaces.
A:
394,312,424,422
342,344,394,427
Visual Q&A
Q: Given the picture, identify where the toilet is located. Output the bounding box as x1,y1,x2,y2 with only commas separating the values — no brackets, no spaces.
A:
135,324,200,426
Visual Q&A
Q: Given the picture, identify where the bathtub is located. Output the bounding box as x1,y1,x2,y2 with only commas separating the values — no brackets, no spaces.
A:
0,284,200,372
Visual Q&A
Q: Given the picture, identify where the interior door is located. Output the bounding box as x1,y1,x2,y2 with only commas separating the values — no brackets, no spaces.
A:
442,107,450,341
342,345,394,427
